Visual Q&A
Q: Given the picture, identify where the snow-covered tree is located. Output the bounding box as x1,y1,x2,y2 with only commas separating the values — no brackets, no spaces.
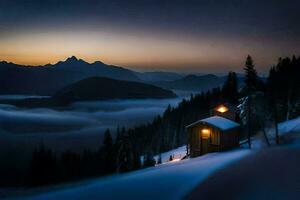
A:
238,92,271,145
143,152,156,167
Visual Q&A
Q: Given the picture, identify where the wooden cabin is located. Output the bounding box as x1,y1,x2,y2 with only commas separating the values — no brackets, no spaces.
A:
186,116,240,157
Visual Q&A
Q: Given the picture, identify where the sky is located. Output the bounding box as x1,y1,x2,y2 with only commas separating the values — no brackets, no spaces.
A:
0,0,299,73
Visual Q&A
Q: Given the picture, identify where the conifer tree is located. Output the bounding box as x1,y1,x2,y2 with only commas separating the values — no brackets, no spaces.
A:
157,153,162,165
143,152,156,167
116,134,134,173
102,129,115,173
244,55,258,93
103,129,113,150
243,55,259,148
30,144,57,185
222,71,239,104
169,155,173,161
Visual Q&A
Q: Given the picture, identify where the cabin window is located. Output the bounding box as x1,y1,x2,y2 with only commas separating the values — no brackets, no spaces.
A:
201,128,210,139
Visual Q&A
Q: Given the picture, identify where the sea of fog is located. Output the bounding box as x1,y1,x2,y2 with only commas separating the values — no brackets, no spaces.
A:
0,95,186,154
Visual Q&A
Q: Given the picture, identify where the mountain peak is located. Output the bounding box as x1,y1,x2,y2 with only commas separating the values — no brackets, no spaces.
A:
92,61,105,65
58,56,90,66
65,56,79,62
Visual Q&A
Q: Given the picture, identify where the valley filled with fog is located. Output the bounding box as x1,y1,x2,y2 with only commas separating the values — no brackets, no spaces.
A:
0,95,184,155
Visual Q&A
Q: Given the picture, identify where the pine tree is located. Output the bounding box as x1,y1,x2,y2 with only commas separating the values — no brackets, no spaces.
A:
169,155,173,161
244,55,259,93
143,152,156,167
116,134,134,173
103,129,113,150
60,151,81,181
157,153,162,165
222,71,239,104
30,144,57,185
243,55,259,149
102,129,115,173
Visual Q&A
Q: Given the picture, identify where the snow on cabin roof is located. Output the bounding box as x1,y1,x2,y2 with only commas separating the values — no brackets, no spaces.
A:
186,116,240,131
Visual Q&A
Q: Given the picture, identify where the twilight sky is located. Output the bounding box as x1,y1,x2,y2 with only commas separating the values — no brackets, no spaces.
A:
0,0,299,73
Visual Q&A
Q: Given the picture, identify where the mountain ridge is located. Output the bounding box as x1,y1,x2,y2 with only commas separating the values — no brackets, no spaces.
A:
150,74,227,91
0,56,141,95
0,77,177,108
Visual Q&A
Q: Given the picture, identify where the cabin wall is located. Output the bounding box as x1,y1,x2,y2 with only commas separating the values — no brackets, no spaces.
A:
188,124,221,157
208,126,221,152
188,125,240,158
220,128,240,150
188,126,202,157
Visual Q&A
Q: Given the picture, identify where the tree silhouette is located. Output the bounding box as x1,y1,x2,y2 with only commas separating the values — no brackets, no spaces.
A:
30,144,57,185
102,129,116,173
143,152,156,167
222,71,239,104
116,134,134,173
243,55,261,148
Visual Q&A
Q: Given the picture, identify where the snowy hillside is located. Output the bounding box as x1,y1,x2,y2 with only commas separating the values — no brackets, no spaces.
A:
7,117,300,200
279,116,300,134
153,145,187,164
9,149,250,200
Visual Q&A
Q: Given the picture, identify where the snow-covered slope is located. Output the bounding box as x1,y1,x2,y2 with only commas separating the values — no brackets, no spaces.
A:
8,117,300,200
279,116,300,134
153,145,187,163
10,149,251,200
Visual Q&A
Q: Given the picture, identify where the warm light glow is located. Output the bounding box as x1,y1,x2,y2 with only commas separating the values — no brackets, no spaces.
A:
216,105,228,113
170,158,181,162
201,129,210,138
0,29,270,72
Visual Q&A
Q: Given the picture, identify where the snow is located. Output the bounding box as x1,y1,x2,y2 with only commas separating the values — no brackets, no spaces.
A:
9,117,300,200
278,116,300,135
186,116,240,131
154,145,187,164
187,144,300,200
8,117,300,200
9,148,251,200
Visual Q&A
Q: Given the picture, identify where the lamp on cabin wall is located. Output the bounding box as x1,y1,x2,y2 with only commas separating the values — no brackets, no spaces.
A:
201,128,210,139
216,105,228,113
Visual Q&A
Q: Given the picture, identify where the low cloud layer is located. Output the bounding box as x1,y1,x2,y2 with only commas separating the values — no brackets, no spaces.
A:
0,97,182,154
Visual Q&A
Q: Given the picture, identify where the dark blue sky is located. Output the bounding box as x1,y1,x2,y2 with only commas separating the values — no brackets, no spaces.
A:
0,0,299,73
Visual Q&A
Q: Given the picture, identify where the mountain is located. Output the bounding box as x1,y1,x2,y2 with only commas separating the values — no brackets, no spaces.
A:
54,77,177,102
151,74,226,92
0,77,177,107
135,71,184,82
0,56,140,95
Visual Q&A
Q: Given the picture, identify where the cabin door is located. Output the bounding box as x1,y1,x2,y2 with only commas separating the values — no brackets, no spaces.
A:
201,138,210,154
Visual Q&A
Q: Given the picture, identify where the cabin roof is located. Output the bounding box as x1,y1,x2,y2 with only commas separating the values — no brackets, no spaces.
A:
186,116,240,131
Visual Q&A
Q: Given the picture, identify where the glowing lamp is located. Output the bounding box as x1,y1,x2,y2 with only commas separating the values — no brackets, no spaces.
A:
201,128,210,138
170,158,181,162
216,105,228,113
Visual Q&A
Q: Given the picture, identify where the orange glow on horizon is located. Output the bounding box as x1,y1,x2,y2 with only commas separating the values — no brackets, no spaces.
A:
0,28,284,73
0,29,261,72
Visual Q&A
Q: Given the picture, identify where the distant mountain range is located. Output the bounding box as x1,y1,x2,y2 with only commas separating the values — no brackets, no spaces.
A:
0,56,244,95
150,74,227,92
135,71,184,82
0,56,140,95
